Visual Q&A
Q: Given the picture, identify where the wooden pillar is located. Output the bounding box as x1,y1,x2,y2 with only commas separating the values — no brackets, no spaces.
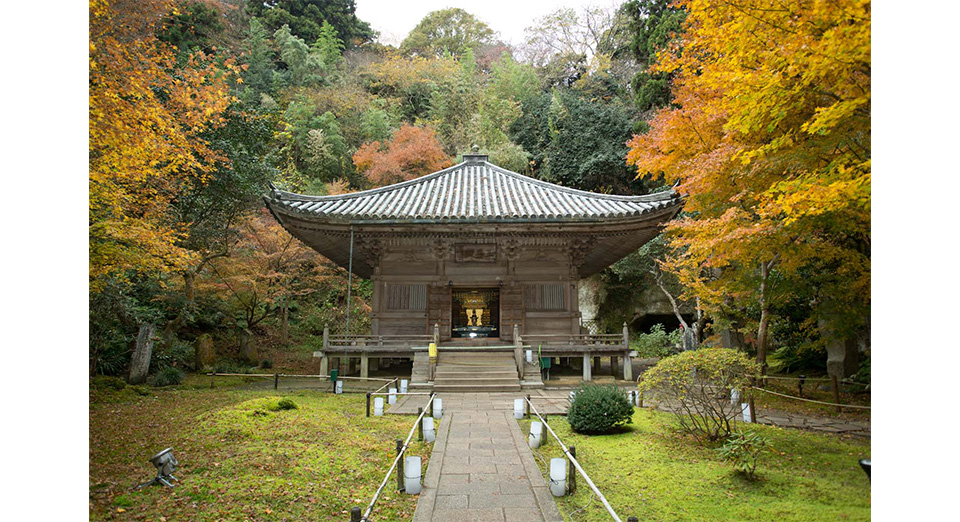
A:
319,354,329,376
322,325,329,350
623,351,633,381
582,353,592,381
611,356,619,378
349,357,358,375
360,353,370,379
593,356,601,374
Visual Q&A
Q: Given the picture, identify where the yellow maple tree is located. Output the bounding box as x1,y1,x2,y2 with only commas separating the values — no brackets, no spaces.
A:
89,0,238,286
627,0,871,367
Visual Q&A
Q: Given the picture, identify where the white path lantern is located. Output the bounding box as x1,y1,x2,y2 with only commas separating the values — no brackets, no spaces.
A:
549,458,567,497
526,349,533,363
528,421,543,448
433,398,443,419
514,398,525,419
731,389,741,406
422,417,436,443
388,387,397,404
400,379,409,394
334,380,343,394
741,402,752,422
373,397,384,416
404,456,422,494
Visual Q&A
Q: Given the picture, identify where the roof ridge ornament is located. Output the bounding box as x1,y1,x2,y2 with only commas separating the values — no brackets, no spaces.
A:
463,144,488,163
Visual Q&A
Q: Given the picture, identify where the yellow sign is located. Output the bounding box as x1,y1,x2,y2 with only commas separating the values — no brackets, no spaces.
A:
428,343,437,359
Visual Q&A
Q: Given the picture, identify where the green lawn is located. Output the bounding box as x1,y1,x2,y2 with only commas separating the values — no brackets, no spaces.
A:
518,409,870,521
90,383,434,520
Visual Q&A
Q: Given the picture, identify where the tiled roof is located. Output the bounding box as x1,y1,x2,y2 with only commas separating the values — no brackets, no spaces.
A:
264,155,682,223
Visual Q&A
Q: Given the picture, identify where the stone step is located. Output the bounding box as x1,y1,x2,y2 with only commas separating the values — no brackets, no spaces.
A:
434,376,521,386
435,365,517,372
434,369,517,379
433,383,522,392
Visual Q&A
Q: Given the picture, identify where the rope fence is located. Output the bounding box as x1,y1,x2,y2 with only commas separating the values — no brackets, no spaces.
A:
354,393,437,522
748,386,871,410
524,396,625,522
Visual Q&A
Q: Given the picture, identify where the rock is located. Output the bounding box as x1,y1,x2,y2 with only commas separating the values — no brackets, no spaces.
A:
195,334,215,369
128,323,156,385
238,329,258,365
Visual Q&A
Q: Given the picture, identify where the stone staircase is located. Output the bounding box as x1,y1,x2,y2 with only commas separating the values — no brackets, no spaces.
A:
433,350,522,393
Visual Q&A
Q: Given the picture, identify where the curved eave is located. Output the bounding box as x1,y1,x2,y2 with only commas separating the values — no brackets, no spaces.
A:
264,195,684,279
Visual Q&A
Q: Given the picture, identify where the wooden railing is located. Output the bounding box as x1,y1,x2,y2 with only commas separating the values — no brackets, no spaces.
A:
322,327,434,352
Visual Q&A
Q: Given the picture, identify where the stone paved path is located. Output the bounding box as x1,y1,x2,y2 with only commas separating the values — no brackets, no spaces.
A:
411,394,563,522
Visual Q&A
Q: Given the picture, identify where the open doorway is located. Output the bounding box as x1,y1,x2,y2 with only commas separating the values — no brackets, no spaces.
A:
451,288,500,338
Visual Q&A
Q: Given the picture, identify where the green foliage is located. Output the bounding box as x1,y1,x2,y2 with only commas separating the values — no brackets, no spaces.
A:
640,348,760,443
510,89,645,194
616,0,686,112
716,431,772,478
259,359,273,369
152,367,186,387
632,324,681,358
247,0,375,47
158,1,224,59
239,18,280,106
566,384,634,434
401,8,496,58
92,376,127,391
274,25,329,88
849,356,870,386
276,398,298,410
151,340,195,373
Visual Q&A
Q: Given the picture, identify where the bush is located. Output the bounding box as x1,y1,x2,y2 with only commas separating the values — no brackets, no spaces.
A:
152,340,195,372
151,367,186,387
639,348,760,443
716,431,772,478
566,384,634,434
92,375,127,391
276,398,298,411
260,359,273,370
632,324,682,358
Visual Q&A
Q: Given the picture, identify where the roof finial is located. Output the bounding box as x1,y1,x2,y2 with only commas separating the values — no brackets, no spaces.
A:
471,144,480,153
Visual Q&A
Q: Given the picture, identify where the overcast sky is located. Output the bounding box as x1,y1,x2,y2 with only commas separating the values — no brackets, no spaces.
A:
355,0,618,47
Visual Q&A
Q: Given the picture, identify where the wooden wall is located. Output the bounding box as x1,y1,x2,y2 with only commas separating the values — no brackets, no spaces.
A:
370,240,582,341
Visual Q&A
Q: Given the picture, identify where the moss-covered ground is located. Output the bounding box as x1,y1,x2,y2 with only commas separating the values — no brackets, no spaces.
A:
519,409,870,521
90,380,434,520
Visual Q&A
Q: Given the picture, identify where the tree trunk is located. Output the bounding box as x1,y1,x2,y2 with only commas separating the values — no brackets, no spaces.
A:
280,297,289,344
184,271,195,302
755,258,778,376
128,323,156,384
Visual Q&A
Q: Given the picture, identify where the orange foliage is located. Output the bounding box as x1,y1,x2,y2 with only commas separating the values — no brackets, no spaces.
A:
200,209,337,328
89,0,238,284
352,125,452,186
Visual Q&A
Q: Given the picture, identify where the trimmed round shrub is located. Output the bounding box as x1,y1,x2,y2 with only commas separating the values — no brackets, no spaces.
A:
639,348,760,443
566,384,634,434
276,398,298,411
151,367,186,387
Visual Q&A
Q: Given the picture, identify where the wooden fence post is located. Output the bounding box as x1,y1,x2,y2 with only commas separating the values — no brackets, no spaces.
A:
396,439,404,492
568,446,577,493
418,408,424,441
831,374,842,413
366,392,371,418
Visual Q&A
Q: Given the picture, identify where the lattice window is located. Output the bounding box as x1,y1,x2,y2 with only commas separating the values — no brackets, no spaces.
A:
386,284,427,311
525,284,565,311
